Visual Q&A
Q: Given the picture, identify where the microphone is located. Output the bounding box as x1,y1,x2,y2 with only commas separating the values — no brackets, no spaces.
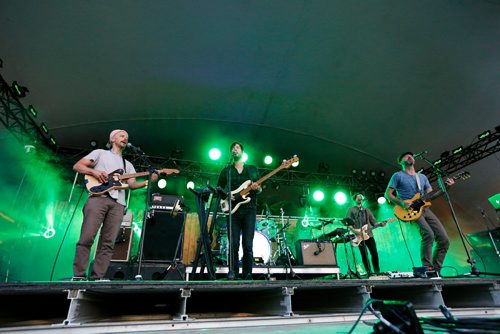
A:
126,142,143,153
413,150,427,158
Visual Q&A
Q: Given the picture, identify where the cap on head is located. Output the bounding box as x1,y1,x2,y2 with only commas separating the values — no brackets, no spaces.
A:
397,151,414,164
109,129,125,144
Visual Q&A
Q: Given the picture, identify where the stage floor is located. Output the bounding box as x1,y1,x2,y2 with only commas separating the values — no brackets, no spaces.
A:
0,276,499,333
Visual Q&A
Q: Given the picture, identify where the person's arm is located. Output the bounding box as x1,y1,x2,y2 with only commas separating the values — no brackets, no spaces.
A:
385,187,412,209
127,173,158,190
73,158,108,184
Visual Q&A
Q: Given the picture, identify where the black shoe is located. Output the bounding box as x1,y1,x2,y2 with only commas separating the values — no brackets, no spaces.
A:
242,274,253,280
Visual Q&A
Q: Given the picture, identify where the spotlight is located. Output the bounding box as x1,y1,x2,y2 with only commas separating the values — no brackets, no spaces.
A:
477,130,491,140
377,196,387,205
158,178,167,189
379,171,386,177
361,170,367,176
370,170,376,177
28,105,37,117
352,169,357,174
40,123,49,134
49,136,57,146
242,152,248,162
11,81,29,98
186,181,195,190
264,155,273,165
208,148,221,160
90,140,98,148
433,159,442,166
313,190,324,201
452,146,463,155
334,192,347,205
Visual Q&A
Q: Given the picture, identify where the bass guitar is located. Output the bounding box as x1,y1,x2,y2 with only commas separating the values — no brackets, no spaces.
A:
220,155,299,214
348,217,397,247
393,171,470,221
85,168,180,195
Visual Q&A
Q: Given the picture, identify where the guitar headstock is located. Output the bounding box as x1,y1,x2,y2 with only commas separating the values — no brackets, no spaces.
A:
159,168,180,175
281,155,300,169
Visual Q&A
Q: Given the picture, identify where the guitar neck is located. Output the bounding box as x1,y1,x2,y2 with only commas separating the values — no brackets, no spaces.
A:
117,171,150,181
255,165,286,185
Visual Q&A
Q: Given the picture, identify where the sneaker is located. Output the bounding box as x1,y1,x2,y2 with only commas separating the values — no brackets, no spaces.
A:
71,276,87,281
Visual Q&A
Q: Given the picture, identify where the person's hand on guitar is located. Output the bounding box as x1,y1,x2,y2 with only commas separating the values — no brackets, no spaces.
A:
402,199,413,210
93,170,109,184
250,182,262,193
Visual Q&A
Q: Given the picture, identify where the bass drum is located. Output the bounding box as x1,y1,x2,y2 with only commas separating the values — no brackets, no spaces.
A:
238,231,271,264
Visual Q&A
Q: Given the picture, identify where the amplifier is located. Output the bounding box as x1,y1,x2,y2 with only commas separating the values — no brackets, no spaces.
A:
151,194,184,212
295,239,337,266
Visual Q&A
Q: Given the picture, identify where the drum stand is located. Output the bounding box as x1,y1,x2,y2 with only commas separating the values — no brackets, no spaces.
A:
274,210,300,279
341,233,361,279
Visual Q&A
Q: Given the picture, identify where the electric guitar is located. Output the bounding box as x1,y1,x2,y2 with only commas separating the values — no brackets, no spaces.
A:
220,155,299,214
393,171,470,221
348,218,397,247
84,168,180,195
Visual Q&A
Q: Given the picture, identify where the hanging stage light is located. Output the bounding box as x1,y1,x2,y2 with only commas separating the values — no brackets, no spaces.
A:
477,130,491,140
313,190,325,202
40,123,49,134
28,105,37,117
11,81,29,98
264,155,273,165
334,191,347,205
452,146,463,155
158,178,167,189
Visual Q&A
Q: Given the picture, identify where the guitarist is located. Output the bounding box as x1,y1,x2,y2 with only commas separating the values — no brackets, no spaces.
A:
385,152,454,274
217,142,262,280
346,193,385,276
72,129,158,281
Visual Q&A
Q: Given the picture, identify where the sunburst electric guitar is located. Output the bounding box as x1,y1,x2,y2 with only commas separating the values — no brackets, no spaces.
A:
84,168,180,195
393,171,470,221
220,156,299,214
348,218,397,247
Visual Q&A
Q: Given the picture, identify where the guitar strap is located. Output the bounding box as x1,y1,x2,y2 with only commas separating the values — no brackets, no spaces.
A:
415,173,422,193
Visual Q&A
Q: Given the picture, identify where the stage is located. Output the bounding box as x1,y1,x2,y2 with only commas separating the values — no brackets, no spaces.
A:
0,275,499,333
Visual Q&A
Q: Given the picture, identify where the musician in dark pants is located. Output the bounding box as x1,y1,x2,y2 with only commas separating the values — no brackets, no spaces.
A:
217,142,261,280
72,129,157,280
346,193,385,275
385,152,453,274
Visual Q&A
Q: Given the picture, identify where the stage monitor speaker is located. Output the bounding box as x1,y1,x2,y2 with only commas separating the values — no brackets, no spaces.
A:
142,211,184,262
295,240,337,265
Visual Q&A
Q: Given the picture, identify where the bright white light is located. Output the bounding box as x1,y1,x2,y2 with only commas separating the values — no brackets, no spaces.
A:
209,148,221,160
334,192,347,205
158,179,167,189
377,196,387,204
186,181,195,189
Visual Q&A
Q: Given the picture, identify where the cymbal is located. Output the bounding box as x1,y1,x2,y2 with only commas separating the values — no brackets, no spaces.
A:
257,219,275,228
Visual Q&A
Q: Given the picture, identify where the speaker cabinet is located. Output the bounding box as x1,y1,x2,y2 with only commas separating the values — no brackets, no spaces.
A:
142,211,185,262
96,227,134,262
295,240,337,265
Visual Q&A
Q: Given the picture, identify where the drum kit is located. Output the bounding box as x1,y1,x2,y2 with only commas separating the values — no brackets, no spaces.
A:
216,214,294,266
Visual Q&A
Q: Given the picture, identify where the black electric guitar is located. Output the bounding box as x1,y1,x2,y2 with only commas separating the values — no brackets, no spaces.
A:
220,156,299,214
348,218,397,247
393,171,470,221
84,168,180,195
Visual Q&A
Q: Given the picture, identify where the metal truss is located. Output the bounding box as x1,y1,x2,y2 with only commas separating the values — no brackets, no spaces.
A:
0,73,51,148
422,128,500,182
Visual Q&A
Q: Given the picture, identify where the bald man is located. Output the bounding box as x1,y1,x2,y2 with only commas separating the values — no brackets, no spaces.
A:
72,129,157,280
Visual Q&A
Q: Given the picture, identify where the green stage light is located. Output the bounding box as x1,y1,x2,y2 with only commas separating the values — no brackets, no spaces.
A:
433,159,442,166
377,196,387,205
334,191,347,205
264,155,273,165
478,130,491,140
313,190,325,202
28,105,37,117
208,148,221,160
49,136,57,146
158,178,167,189
242,152,248,162
186,181,195,189
11,81,28,98
40,123,49,134
452,146,463,155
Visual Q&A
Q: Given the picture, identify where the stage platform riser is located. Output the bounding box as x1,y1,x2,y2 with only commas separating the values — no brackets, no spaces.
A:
0,279,498,327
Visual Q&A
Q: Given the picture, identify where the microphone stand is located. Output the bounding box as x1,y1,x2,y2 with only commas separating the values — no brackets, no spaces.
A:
418,155,480,276
226,159,236,280
128,145,157,280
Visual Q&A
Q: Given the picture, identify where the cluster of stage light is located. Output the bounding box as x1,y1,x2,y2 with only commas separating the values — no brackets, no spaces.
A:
9,79,57,146
310,189,387,205
208,147,299,167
